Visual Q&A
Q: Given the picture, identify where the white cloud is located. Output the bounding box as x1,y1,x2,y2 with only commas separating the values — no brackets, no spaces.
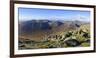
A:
71,14,90,22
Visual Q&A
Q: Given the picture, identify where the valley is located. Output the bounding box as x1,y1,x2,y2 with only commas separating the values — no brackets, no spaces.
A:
18,20,90,50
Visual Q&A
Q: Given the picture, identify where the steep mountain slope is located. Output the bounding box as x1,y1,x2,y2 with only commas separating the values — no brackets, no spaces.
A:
19,20,88,42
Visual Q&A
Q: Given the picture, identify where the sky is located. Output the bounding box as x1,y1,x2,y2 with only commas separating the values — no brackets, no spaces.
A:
18,8,90,21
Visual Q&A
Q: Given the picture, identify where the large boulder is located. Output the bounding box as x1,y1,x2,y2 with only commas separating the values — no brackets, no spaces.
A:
64,39,80,47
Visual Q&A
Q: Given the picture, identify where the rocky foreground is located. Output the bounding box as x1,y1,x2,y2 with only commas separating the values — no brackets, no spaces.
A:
18,23,90,50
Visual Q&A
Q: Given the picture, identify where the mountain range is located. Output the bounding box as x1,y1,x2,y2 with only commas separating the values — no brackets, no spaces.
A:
19,20,89,41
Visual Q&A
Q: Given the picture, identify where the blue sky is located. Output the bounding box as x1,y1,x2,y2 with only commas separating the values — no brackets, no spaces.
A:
18,8,90,21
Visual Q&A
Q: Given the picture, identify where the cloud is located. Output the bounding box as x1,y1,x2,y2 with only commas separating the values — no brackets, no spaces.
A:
71,14,90,22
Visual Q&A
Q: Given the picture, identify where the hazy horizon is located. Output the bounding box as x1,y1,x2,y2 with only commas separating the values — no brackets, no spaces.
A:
18,8,90,22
